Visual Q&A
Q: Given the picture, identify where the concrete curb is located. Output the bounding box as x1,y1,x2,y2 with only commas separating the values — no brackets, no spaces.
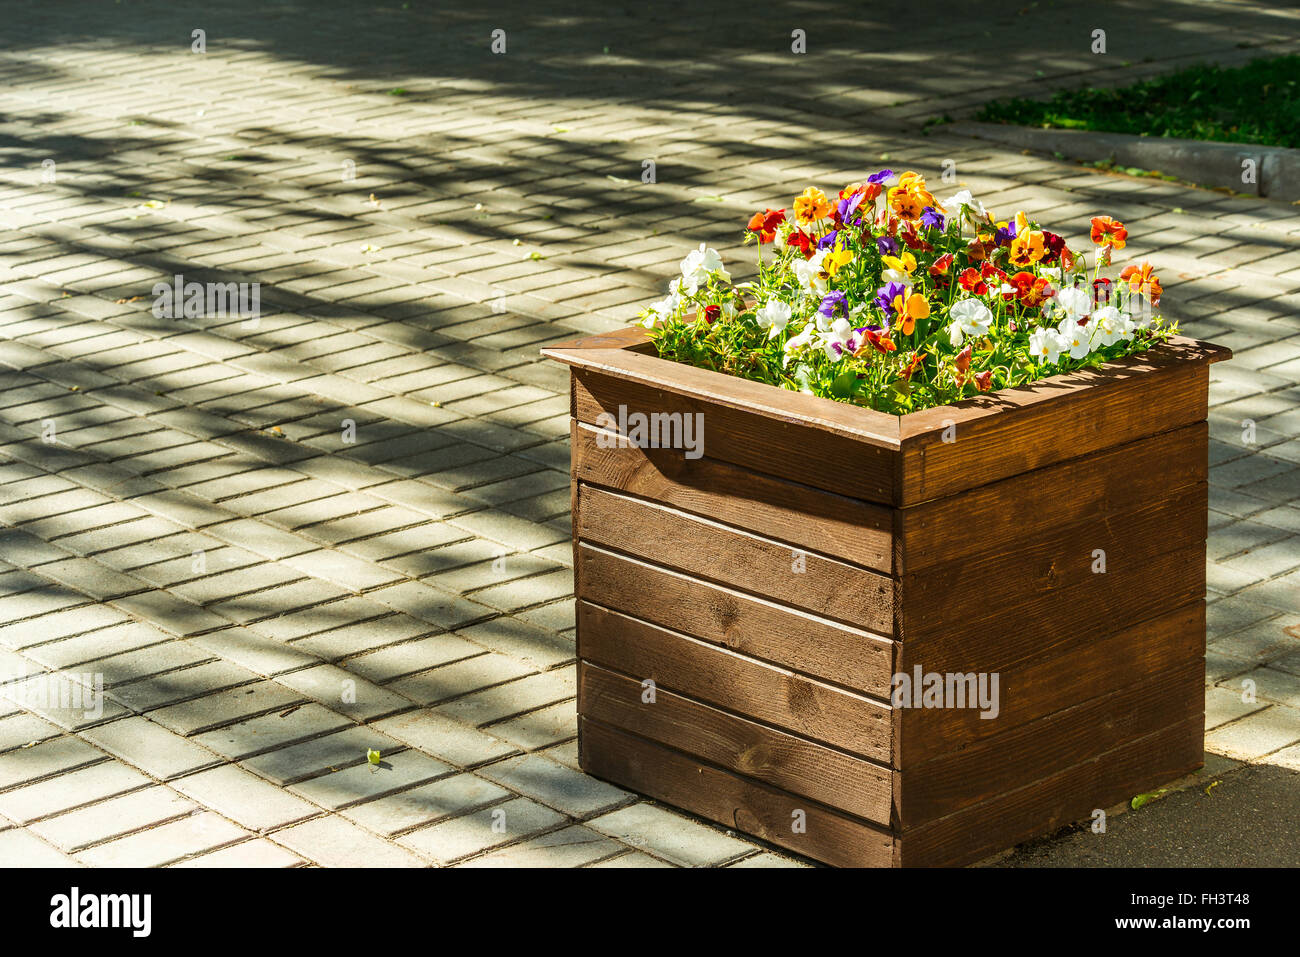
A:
949,121,1300,203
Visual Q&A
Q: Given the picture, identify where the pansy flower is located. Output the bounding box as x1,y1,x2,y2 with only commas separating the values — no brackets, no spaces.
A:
892,290,930,335
786,229,815,258
1119,262,1162,304
876,236,900,257
746,208,786,243
1009,271,1053,308
818,291,849,320
1008,212,1046,267
920,206,945,231
900,351,927,380
794,187,835,224
1090,216,1128,249
887,172,941,221
873,280,907,318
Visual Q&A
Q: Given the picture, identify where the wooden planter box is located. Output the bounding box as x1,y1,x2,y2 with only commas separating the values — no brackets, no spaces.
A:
543,328,1231,867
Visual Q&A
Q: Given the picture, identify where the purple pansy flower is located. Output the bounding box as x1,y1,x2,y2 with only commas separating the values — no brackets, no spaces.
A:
838,190,866,222
876,236,900,256
819,291,848,319
873,281,906,318
995,221,1018,246
866,169,894,185
920,206,945,231
817,230,839,250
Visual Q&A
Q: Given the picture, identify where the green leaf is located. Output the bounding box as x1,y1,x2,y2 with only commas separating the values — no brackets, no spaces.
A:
367,749,381,765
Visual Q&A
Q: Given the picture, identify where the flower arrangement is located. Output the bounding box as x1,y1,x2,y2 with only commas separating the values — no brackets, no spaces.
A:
638,171,1176,414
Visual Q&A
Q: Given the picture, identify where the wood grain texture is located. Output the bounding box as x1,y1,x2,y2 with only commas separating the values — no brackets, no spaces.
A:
580,661,893,825
579,716,896,868
896,714,1204,867
573,419,893,572
576,544,894,696
895,420,1208,573
896,659,1203,828
573,370,897,503
578,484,892,634
898,545,1207,682
578,601,893,763
898,486,1207,645
897,600,1205,765
896,342,1223,505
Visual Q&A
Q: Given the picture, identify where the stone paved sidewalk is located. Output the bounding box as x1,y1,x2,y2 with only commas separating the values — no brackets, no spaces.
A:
0,0,1296,868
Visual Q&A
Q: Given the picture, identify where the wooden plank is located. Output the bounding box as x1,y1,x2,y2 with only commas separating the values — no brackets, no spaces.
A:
574,370,897,503
897,714,1204,867
898,546,1206,682
897,601,1205,766
895,338,1225,505
579,716,896,868
576,544,893,696
578,601,893,763
896,659,1203,827
898,487,1208,646
573,419,893,573
896,420,1208,572
578,484,892,634
580,661,894,825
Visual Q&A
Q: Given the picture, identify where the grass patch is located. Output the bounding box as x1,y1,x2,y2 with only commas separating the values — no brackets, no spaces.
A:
976,55,1300,148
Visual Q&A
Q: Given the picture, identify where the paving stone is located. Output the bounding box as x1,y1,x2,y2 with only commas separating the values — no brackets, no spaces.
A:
169,764,320,831
273,664,412,721
586,804,753,867
289,749,454,810
1205,705,1300,760
477,753,628,817
434,669,576,727
142,675,300,734
0,759,151,825
80,716,224,779
397,795,566,864
192,702,353,760
589,850,676,868
370,710,517,768
30,785,197,852
171,837,305,868
456,824,621,868
108,660,267,717
338,772,512,836
241,726,402,786
0,827,82,867
0,734,106,789
75,811,250,867
386,652,536,707
271,814,426,867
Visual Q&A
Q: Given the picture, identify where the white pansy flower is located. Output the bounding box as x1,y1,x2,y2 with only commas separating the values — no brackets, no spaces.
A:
755,300,792,339
1044,285,1092,322
947,297,992,346
1029,327,1066,364
1089,306,1127,347
678,243,729,295
943,189,986,218
793,249,828,293
1056,317,1092,359
637,291,681,329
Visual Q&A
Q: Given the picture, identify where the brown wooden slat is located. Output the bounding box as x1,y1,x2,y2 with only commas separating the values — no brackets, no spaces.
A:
897,714,1203,867
576,544,893,696
572,419,893,573
896,420,1208,573
896,658,1203,828
898,546,1206,682
578,484,892,634
897,601,1204,766
899,486,1208,646
896,338,1225,505
578,601,892,763
573,369,897,503
580,661,893,825
579,716,896,868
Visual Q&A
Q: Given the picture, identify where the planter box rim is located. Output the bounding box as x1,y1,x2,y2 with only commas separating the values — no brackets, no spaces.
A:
542,327,1231,448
